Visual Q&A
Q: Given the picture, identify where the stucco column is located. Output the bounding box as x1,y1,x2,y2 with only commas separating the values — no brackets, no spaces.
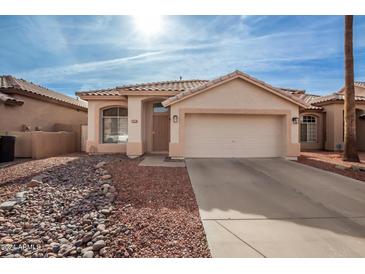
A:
333,104,344,151
127,96,145,157
324,104,344,151
86,101,97,152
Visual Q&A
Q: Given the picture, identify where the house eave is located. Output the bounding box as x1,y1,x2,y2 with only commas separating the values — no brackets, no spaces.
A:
3,88,88,112
163,73,308,108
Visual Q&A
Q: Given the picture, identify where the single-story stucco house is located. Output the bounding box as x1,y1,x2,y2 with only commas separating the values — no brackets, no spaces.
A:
76,70,365,159
0,75,88,132
0,75,88,157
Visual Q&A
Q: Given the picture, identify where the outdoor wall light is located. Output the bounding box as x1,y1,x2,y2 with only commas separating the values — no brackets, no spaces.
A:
173,115,178,123
292,117,299,124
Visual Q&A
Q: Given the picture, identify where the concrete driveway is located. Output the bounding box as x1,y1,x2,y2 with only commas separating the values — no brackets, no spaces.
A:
186,158,365,258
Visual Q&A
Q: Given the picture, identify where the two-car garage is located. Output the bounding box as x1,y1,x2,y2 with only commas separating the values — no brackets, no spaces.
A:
163,71,306,159
184,114,285,158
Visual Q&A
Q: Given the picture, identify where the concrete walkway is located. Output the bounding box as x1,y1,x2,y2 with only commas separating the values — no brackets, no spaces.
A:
186,158,365,258
139,155,185,167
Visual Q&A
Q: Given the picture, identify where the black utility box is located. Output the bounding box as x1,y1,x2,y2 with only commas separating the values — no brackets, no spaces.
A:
0,135,16,163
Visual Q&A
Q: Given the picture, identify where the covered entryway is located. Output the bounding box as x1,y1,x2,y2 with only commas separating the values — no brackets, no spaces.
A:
142,100,170,154
152,103,170,152
184,114,285,158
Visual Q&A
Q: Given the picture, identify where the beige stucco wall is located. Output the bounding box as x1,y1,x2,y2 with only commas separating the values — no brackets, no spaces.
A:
357,109,365,151
54,123,82,152
0,131,76,158
86,99,128,154
0,94,87,132
323,103,365,151
323,104,340,150
169,78,300,158
31,131,76,159
85,96,170,156
355,86,365,97
0,131,33,157
300,111,325,150
127,96,149,156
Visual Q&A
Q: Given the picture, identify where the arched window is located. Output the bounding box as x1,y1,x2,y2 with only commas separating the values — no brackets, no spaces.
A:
101,107,128,143
300,115,317,143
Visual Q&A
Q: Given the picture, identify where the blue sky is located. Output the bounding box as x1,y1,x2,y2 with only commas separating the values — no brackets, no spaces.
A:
0,15,365,97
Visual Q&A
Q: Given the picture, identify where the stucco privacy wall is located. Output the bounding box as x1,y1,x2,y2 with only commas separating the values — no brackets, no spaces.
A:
54,123,82,152
86,99,128,153
169,78,300,158
0,131,33,157
0,131,76,158
0,94,87,132
31,131,76,159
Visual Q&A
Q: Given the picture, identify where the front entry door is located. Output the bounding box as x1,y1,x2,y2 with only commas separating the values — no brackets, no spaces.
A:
152,103,170,152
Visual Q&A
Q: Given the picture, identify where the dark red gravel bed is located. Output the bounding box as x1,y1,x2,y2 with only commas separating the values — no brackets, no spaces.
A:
105,159,210,258
298,151,365,183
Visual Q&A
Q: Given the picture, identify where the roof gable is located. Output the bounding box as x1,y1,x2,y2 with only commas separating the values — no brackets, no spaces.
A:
0,75,87,110
162,70,308,108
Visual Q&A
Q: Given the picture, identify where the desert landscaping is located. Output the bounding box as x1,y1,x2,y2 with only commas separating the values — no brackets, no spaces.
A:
0,154,210,258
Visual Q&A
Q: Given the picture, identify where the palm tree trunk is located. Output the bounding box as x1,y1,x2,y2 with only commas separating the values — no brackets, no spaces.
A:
343,15,359,162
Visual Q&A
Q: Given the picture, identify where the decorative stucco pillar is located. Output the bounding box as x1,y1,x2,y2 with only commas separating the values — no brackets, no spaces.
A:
127,96,145,157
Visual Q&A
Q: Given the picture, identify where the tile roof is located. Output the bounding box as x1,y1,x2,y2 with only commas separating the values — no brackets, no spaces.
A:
80,70,365,111
293,93,323,110
355,81,365,88
0,91,24,106
0,75,87,110
76,79,209,96
310,93,365,105
336,81,365,94
277,87,306,95
163,70,309,108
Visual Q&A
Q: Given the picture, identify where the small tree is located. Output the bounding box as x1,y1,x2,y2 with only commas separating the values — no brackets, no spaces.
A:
343,15,360,162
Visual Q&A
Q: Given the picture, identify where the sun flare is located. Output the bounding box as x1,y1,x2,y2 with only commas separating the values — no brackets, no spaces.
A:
132,15,164,36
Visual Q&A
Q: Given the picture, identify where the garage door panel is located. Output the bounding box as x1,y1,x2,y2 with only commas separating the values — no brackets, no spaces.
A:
184,114,284,158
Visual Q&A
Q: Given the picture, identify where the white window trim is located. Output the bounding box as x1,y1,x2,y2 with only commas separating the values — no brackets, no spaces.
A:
100,107,128,144
301,115,317,143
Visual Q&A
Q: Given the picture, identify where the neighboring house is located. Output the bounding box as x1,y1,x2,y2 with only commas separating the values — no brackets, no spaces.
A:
0,76,88,156
0,75,87,132
297,82,365,151
76,70,307,159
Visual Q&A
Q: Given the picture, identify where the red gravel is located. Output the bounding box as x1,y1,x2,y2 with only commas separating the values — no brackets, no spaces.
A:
298,151,365,182
0,154,83,203
105,159,211,258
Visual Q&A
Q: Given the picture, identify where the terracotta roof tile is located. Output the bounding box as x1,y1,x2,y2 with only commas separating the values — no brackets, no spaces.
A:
310,93,365,105
0,75,87,110
277,87,306,94
76,79,209,96
0,91,24,106
295,93,323,110
355,81,365,88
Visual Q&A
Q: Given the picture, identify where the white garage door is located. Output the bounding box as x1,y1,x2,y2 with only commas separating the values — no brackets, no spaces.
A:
184,114,285,158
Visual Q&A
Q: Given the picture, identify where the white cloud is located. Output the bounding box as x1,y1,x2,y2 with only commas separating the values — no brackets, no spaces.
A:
20,51,165,81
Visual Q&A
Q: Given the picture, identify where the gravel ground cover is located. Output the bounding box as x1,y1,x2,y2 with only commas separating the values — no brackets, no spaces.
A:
0,154,210,258
298,151,365,182
104,159,210,258
0,155,82,203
